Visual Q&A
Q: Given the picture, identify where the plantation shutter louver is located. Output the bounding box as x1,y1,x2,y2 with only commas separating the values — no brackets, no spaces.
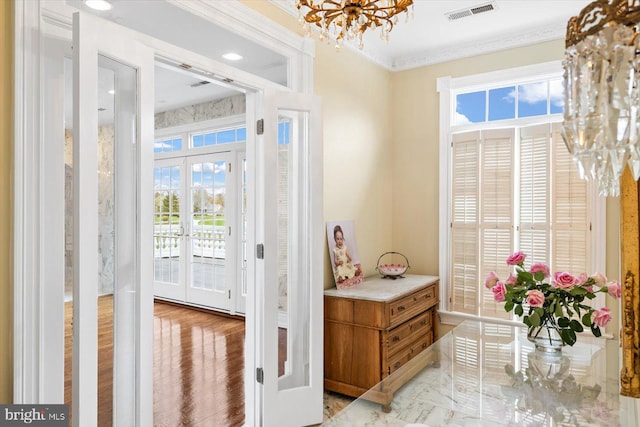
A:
519,124,550,266
479,128,514,319
451,131,480,314
551,123,590,274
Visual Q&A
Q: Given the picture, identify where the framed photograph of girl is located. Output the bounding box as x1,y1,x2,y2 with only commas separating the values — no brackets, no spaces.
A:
327,220,363,289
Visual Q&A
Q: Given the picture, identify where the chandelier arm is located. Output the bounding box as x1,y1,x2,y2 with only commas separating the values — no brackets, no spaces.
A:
295,0,413,46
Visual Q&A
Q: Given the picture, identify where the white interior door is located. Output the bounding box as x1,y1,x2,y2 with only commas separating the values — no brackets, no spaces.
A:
186,152,236,310
258,91,323,427
73,11,154,426
154,158,187,301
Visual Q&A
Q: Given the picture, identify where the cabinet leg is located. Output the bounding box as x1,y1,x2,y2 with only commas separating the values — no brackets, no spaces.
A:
381,403,392,413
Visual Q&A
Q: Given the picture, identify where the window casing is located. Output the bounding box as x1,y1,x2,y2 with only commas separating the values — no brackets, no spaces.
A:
438,62,606,324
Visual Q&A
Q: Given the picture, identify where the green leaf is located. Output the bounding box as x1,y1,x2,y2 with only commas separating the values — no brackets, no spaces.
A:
555,300,563,317
529,311,541,327
582,312,593,327
518,271,534,283
559,328,577,346
514,304,523,316
591,324,602,337
572,287,587,296
533,271,544,282
566,307,574,317
504,301,514,312
570,319,584,332
558,317,570,328
523,316,531,327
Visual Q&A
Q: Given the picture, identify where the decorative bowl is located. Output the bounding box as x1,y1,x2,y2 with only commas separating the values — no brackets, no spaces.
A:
376,252,410,279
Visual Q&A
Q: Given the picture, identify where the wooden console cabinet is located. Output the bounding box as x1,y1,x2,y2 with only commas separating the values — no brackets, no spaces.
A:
324,275,439,400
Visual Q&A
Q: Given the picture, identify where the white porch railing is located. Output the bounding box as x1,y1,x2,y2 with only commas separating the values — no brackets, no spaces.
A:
153,224,226,259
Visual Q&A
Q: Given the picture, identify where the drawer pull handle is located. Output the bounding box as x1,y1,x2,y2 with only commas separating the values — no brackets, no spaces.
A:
397,305,406,312
394,362,401,369
422,343,428,349
392,336,400,342
420,320,427,326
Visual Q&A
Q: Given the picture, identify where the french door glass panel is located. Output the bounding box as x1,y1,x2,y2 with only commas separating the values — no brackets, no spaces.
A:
153,158,186,301
187,154,233,310
261,92,323,427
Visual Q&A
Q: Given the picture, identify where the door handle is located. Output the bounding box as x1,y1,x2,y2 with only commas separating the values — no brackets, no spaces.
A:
175,225,189,238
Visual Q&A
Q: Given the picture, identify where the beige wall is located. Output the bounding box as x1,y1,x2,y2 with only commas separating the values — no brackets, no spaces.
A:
242,1,394,288
391,40,621,336
0,0,13,404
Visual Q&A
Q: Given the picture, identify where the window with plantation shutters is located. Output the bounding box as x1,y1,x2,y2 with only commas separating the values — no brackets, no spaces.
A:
449,123,593,320
440,66,604,324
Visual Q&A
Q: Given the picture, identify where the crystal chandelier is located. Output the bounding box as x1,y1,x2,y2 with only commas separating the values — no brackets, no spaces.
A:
562,0,640,197
295,0,413,49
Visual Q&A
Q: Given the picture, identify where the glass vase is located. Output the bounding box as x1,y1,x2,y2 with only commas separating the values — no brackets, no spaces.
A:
527,321,564,353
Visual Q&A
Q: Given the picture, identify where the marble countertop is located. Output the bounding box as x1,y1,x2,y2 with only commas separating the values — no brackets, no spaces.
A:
325,320,635,426
324,275,439,302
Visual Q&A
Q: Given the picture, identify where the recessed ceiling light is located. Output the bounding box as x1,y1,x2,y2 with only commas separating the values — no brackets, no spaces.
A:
108,89,115,95
85,0,112,11
222,52,243,61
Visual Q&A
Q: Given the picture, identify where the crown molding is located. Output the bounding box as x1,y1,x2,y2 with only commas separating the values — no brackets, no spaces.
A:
392,20,567,71
267,0,568,73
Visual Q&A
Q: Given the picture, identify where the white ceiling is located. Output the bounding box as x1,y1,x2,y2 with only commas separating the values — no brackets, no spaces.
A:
271,0,592,70
63,0,593,123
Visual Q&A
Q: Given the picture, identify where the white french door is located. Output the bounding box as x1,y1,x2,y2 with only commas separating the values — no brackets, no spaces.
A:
73,11,154,427
154,152,238,311
255,90,323,426
153,158,186,301
186,153,236,310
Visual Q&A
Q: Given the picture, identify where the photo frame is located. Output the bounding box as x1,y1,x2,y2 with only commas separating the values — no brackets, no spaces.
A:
327,220,364,289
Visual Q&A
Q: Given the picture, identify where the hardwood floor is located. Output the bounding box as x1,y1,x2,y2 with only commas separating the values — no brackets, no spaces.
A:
64,297,269,426
63,297,349,426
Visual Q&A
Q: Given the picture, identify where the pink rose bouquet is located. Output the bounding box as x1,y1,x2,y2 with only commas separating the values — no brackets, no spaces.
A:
485,251,621,346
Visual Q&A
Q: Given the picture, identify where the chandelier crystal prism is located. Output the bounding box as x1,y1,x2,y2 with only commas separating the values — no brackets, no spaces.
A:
295,0,414,49
562,0,640,197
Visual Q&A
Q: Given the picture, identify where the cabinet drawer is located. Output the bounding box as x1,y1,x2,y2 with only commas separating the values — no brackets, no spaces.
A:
385,332,433,375
385,310,432,356
388,285,437,327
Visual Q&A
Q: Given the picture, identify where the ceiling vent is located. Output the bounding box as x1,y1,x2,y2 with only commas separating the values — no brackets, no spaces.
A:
189,81,211,88
446,2,497,21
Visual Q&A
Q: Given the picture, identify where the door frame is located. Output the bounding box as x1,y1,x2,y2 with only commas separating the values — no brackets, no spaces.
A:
14,2,314,425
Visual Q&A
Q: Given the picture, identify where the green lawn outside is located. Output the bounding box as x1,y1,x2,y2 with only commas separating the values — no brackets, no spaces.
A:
200,215,225,226
155,214,180,224
154,214,225,226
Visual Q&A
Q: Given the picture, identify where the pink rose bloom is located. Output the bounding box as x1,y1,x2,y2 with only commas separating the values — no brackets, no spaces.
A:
530,263,550,278
526,289,545,307
607,281,621,299
505,273,518,286
484,272,499,289
492,282,507,302
584,285,594,293
590,272,607,286
577,273,588,285
592,307,612,328
552,271,579,290
506,251,526,266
